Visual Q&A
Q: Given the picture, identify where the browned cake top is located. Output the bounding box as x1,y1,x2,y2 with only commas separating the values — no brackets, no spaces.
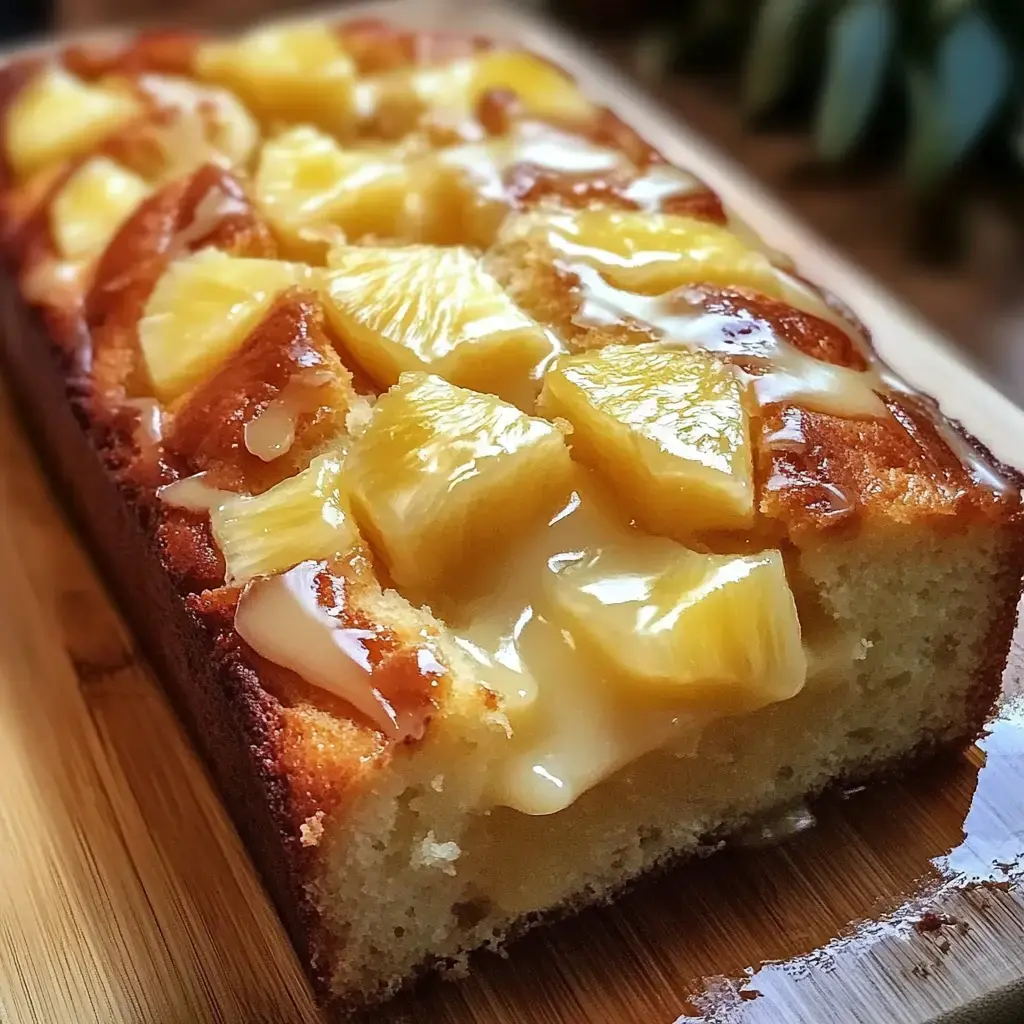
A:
0,18,1019,832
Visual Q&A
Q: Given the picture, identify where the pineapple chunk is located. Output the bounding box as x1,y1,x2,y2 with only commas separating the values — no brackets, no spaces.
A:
195,23,356,134
130,75,260,176
417,125,630,246
470,51,593,122
138,249,313,401
50,157,150,262
211,455,358,586
355,60,476,136
358,51,592,134
323,245,558,407
5,66,141,180
540,346,753,536
502,209,786,297
347,373,573,596
546,541,806,713
254,127,417,259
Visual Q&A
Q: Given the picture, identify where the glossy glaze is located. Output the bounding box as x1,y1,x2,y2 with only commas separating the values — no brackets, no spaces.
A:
449,483,808,817
235,558,444,740
540,344,755,534
242,366,335,463
156,469,235,511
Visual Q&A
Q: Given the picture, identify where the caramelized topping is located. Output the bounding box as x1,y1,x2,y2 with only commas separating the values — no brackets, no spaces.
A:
243,367,337,462
759,400,1013,534
89,163,273,324
62,32,202,81
536,259,888,420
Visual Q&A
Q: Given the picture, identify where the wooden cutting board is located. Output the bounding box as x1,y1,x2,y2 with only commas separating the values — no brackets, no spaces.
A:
2,378,1024,1024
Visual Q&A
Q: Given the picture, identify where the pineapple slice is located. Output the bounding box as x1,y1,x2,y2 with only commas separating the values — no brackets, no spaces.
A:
502,208,786,297
211,454,358,586
5,66,141,180
546,540,806,713
322,244,558,407
138,249,313,401
358,50,592,134
347,372,573,596
50,157,150,262
539,345,753,536
254,127,418,260
195,22,356,134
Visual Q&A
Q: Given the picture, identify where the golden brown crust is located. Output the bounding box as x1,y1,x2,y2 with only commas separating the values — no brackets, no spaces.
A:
758,397,1014,537
0,22,1021,1013
165,290,356,494
157,509,226,593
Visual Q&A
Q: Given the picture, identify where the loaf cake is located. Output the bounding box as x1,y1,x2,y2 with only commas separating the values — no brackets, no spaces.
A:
1,17,1021,1011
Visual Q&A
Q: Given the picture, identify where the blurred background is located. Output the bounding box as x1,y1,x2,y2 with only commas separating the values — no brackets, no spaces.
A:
3,0,1024,401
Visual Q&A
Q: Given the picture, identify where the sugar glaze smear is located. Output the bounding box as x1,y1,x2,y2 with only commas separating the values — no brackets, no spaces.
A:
449,484,704,816
526,228,1011,495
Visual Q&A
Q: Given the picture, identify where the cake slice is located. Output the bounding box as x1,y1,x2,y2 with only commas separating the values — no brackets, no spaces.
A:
0,18,1021,1015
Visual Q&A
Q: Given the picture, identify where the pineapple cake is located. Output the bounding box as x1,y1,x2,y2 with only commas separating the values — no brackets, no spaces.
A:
1,16,1022,1013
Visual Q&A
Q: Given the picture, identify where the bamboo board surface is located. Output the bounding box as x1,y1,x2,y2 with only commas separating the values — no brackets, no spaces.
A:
5,4,1024,1021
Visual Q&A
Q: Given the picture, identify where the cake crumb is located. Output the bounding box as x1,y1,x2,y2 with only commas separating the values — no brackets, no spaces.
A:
412,831,461,875
300,811,325,847
430,774,445,793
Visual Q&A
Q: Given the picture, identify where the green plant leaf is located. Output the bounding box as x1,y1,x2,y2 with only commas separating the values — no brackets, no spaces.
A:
904,63,948,187
904,11,1011,188
939,11,1011,160
814,0,895,161
742,0,811,115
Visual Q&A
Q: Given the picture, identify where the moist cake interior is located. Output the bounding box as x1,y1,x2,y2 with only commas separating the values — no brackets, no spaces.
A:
0,17,1020,1007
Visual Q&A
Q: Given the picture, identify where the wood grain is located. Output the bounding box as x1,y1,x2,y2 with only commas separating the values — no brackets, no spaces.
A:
1,372,1024,1024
